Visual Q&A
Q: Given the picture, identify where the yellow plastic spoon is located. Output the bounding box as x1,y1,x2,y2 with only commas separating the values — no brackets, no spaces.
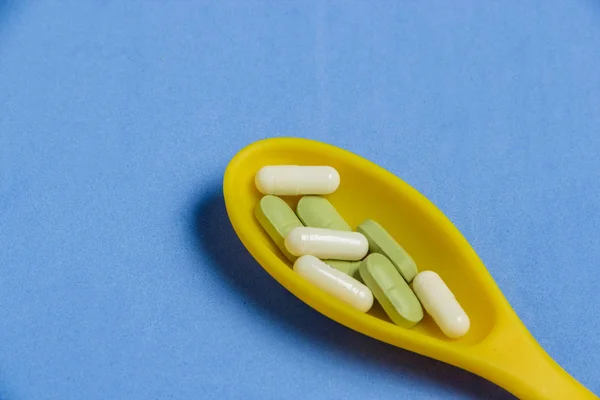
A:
222,137,598,400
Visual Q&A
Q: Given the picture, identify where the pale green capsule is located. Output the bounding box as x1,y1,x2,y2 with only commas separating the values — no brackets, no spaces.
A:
357,219,418,283
359,253,423,328
296,196,352,231
255,195,304,262
324,260,362,279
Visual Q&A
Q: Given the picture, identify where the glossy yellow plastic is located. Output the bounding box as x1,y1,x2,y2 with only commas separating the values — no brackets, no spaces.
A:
223,137,598,400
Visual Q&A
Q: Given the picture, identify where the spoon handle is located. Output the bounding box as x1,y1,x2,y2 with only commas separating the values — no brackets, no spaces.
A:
470,321,598,400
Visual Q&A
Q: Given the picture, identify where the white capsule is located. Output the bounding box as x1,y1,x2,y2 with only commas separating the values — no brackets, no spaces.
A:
285,227,369,261
411,271,470,339
255,165,340,195
294,255,374,312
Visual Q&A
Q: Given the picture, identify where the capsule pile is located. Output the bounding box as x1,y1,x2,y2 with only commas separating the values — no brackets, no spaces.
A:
253,165,470,339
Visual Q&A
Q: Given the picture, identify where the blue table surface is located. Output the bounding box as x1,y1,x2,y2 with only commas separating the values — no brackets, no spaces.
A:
1,1,599,399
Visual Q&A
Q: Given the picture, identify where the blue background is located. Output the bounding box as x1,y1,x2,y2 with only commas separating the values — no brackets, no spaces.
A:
1,1,599,399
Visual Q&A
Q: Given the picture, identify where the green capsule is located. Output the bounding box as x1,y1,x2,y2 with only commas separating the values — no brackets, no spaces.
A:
357,219,418,283
324,260,362,279
296,196,352,231
255,195,304,261
359,253,423,328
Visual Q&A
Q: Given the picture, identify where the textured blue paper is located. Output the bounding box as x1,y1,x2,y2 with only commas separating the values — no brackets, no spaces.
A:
1,1,599,399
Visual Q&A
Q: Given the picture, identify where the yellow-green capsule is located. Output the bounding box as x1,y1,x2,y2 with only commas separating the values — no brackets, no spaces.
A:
324,260,362,279
359,253,423,328
357,219,418,283
255,195,304,262
296,196,352,231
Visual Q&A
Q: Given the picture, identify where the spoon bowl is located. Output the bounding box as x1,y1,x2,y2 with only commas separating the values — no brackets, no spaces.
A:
223,137,597,400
